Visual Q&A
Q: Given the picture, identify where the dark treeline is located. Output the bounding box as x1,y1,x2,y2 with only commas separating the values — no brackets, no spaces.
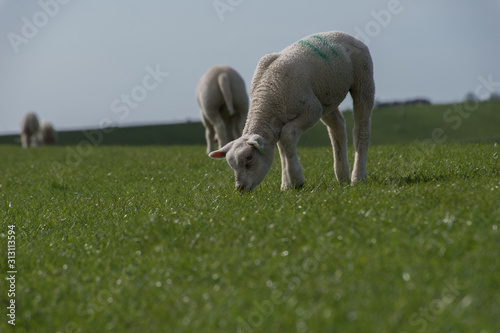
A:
375,98,431,108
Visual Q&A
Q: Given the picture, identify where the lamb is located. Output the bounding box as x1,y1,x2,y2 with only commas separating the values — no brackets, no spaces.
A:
209,31,375,191
39,121,57,145
20,112,40,148
196,66,249,154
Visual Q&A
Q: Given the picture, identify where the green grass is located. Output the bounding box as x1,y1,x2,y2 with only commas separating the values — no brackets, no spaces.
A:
0,122,207,146
300,100,500,146
0,143,499,332
1,100,499,146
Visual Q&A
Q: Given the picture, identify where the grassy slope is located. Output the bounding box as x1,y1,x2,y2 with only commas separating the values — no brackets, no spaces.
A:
1,100,499,146
0,122,207,146
300,100,500,146
0,143,499,332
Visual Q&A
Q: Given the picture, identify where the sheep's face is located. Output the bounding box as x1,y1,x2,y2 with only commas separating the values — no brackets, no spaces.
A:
209,134,274,192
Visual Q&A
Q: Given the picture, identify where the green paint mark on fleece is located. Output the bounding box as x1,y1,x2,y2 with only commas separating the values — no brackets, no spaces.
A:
311,35,339,58
297,40,329,61
297,35,339,61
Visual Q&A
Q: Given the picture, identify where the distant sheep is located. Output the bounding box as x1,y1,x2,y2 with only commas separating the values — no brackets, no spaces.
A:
39,121,57,145
209,31,375,191
196,66,249,154
20,112,40,148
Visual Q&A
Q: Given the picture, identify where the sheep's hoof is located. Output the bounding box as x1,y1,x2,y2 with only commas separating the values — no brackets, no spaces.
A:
294,182,305,190
337,178,351,186
281,181,304,190
350,177,367,185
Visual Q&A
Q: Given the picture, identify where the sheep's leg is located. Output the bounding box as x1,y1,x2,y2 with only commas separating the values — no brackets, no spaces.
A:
227,115,240,142
321,108,351,184
32,134,40,147
205,124,216,154
202,113,216,154
278,102,322,189
350,88,374,183
205,107,229,148
21,134,29,148
232,105,246,139
278,131,304,190
277,141,291,187
214,119,228,147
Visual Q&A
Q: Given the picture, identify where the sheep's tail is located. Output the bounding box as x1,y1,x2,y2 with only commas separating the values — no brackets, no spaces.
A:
217,73,235,116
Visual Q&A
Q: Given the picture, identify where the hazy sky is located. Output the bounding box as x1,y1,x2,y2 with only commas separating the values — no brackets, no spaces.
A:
1,0,499,134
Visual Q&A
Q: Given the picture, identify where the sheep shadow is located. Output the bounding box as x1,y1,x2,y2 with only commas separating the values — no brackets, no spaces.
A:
369,164,494,187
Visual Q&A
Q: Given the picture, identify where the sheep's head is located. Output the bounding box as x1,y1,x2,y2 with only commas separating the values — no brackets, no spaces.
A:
209,134,274,192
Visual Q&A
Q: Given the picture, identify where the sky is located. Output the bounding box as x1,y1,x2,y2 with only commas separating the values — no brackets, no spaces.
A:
1,0,499,135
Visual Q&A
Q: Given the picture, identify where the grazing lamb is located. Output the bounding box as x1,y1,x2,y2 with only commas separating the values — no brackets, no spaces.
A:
196,66,249,154
209,31,375,191
20,112,40,148
39,121,57,145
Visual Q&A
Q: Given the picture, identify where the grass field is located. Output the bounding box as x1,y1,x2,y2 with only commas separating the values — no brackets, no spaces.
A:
1,142,499,332
1,100,499,146
301,99,500,146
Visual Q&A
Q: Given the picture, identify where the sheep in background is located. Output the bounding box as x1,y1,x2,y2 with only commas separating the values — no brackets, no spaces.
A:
39,121,57,145
20,112,40,148
196,66,249,154
209,31,375,191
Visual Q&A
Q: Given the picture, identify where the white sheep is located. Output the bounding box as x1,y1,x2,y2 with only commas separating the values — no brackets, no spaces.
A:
196,65,249,154
19,112,40,148
39,121,57,145
209,31,375,191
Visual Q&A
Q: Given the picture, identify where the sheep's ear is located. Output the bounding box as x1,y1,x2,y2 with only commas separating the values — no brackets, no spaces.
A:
209,150,227,159
247,136,265,155
209,142,233,159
